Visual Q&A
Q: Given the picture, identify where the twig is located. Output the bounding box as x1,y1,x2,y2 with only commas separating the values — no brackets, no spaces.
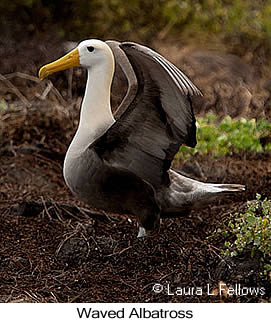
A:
54,203,83,222
23,290,40,302
195,160,207,180
50,291,59,303
159,269,179,282
106,245,132,257
55,231,79,257
39,81,53,100
40,196,52,220
119,279,137,290
51,276,73,291
4,72,40,83
90,235,102,253
51,85,67,106
52,203,67,223
78,223,92,258
9,140,17,157
67,69,73,100
0,73,31,107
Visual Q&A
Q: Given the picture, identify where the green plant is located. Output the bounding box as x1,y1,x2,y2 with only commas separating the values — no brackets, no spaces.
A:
175,114,271,160
0,99,8,113
222,194,271,279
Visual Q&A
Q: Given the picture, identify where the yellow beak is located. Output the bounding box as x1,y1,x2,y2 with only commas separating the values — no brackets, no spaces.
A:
38,48,80,80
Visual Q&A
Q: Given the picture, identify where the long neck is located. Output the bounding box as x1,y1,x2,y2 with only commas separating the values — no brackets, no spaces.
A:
68,61,115,155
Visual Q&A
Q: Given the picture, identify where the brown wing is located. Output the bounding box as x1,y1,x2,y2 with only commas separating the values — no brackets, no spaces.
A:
91,42,202,188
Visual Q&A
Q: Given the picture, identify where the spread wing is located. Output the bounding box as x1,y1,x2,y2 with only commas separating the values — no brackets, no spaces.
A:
91,41,202,188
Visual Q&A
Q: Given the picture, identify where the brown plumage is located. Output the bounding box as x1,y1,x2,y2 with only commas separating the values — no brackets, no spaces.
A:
39,39,245,238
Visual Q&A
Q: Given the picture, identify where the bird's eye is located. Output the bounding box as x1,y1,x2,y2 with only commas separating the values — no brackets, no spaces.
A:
87,46,95,52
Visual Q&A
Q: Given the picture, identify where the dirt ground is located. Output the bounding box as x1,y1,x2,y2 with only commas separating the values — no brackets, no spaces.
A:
0,36,270,303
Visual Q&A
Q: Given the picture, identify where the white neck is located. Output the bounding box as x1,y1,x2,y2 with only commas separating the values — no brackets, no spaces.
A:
67,60,115,156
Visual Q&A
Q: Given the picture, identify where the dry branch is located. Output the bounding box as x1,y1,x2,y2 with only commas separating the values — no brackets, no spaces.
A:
0,73,31,107
4,72,40,83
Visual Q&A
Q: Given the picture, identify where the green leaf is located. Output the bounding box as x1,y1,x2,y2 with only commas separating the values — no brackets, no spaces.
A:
246,215,256,226
176,115,271,161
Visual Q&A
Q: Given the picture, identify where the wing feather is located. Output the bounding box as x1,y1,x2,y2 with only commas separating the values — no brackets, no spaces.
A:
91,41,201,188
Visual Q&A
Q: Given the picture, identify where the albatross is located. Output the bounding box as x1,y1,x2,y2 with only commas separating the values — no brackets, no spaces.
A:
39,39,245,237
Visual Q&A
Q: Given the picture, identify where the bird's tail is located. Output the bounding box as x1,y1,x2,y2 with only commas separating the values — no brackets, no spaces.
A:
202,183,246,193
158,170,245,216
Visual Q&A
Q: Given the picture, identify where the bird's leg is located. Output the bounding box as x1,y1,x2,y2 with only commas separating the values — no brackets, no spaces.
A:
137,226,147,238
136,204,161,239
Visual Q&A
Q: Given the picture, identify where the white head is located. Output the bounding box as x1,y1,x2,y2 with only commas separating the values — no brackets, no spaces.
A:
39,39,115,80
77,39,114,69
